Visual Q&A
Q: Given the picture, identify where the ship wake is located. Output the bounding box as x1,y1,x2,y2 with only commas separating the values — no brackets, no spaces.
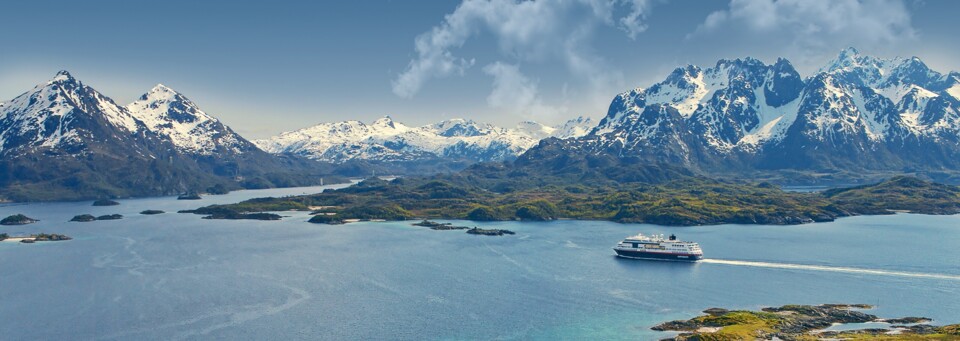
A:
701,259,960,281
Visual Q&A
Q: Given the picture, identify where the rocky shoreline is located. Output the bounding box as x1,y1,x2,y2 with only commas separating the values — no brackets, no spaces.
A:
411,220,515,236
653,304,959,340
1,233,72,244
412,220,469,230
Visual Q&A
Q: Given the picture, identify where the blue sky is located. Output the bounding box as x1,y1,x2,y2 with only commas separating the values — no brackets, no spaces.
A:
1,0,958,138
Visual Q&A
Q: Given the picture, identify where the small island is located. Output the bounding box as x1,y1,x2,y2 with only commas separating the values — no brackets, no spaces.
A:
140,210,165,215
200,212,282,220
2,233,72,244
412,220,469,230
92,199,120,206
31,233,72,241
1,214,39,225
70,214,123,222
178,192,202,200
70,214,97,222
653,304,959,340
465,227,515,236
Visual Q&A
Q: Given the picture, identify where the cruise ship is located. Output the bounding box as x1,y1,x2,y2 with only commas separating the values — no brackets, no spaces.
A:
613,233,703,261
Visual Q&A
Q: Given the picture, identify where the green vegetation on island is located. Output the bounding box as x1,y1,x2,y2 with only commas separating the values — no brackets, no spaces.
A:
308,214,344,225
409,220,514,236
412,220,469,230
653,304,960,340
199,212,282,220
70,213,123,221
824,176,960,215
96,214,123,220
181,175,960,226
92,199,119,206
6,233,72,243
30,233,72,242
70,214,97,222
466,227,515,236
1,214,39,225
140,210,165,215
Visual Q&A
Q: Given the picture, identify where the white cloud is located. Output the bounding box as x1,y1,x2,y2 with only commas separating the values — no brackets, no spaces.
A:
689,0,916,68
482,62,562,121
391,0,657,105
618,0,653,39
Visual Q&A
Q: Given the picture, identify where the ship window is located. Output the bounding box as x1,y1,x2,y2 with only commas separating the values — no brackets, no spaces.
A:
632,243,638,248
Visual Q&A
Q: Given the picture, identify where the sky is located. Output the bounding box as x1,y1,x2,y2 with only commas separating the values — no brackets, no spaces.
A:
1,0,959,139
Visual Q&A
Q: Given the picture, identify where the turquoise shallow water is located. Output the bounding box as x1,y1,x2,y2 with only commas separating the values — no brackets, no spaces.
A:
2,185,959,340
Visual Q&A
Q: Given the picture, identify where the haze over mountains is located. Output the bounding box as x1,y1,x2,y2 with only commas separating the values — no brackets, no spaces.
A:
254,116,593,163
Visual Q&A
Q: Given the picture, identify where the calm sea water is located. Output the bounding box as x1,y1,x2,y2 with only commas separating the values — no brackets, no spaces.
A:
2,184,959,340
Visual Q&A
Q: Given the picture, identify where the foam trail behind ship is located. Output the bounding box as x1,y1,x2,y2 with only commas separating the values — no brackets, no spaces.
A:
701,259,960,281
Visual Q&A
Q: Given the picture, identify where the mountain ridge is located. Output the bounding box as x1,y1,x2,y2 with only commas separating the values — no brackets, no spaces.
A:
525,48,960,180
0,71,343,201
254,116,594,163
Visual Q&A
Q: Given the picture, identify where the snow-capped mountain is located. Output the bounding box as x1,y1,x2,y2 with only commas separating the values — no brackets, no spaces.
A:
0,71,333,201
0,71,152,157
529,48,960,172
255,116,593,163
126,84,257,156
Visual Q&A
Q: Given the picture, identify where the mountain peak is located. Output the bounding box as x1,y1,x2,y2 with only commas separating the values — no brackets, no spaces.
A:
822,47,883,74
838,47,861,60
372,115,398,128
151,83,174,93
50,70,76,84
126,84,247,155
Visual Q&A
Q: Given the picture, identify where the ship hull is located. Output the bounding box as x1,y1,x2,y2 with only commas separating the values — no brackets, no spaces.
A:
613,248,703,262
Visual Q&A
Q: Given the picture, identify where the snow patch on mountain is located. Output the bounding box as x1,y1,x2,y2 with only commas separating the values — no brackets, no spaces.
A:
0,71,143,155
255,116,593,163
126,84,245,155
737,88,800,149
572,48,960,170
948,83,960,100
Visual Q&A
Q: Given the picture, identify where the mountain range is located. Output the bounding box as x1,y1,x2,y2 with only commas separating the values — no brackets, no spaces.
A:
5,48,960,201
516,48,960,184
0,71,339,201
254,116,593,163
0,72,592,201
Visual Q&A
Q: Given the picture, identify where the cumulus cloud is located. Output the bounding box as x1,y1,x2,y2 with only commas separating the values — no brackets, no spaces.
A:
482,62,562,121
689,0,916,68
391,0,656,115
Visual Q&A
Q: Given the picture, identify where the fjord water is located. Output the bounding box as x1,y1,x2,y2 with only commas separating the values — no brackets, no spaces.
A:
2,185,959,340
